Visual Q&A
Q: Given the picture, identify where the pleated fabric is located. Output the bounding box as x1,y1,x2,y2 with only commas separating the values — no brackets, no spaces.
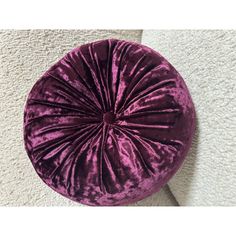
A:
24,39,196,205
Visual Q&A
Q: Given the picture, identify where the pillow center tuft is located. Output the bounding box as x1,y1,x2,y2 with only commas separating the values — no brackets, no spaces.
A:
103,112,116,124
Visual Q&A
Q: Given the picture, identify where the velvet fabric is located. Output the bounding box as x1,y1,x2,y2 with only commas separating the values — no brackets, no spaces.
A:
24,39,196,206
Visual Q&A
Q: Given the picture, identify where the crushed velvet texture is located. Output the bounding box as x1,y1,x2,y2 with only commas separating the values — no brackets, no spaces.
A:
24,39,196,206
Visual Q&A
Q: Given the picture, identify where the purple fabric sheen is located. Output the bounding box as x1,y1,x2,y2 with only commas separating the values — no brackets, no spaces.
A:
23,39,196,206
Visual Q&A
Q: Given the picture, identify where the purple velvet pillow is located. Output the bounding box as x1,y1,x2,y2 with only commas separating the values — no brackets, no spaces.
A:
24,39,196,206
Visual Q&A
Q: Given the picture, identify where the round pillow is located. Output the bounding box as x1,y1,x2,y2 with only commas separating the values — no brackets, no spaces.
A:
24,39,196,206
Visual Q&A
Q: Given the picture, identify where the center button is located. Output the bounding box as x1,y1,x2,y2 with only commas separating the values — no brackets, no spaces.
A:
103,112,116,124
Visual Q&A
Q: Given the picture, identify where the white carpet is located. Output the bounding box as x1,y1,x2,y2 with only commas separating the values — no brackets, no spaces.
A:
0,30,176,206
142,30,236,206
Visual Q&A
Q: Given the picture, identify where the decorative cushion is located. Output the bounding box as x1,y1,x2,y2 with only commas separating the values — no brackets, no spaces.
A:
23,39,196,206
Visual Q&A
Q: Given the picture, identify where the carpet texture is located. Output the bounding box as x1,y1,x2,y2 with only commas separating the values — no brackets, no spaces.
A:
142,30,236,206
0,30,177,206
